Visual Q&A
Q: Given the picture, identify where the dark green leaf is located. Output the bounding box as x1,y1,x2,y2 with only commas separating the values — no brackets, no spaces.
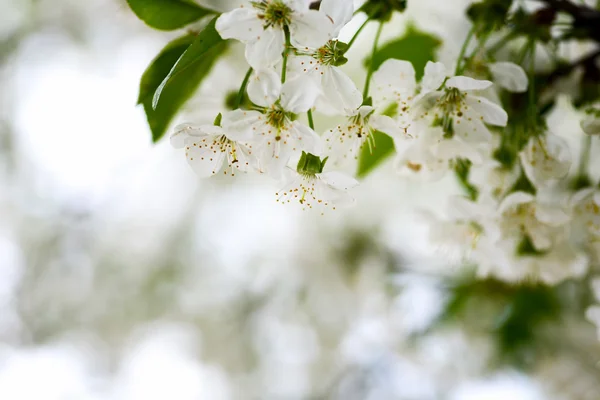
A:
126,0,214,31
137,34,196,105
369,24,441,77
357,26,440,177
356,131,394,178
143,18,227,142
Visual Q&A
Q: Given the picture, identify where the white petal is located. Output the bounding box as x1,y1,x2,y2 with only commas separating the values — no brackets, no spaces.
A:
498,191,535,214
446,76,493,91
216,8,262,41
280,76,321,113
320,0,354,36
447,195,480,219
289,10,333,49
245,28,285,69
320,66,363,114
570,187,596,207
489,62,528,93
421,61,448,92
586,306,600,332
369,115,403,138
581,117,600,135
434,139,483,164
185,138,225,177
373,59,417,95
318,171,359,190
171,123,201,148
259,142,291,180
290,121,322,154
221,109,263,140
465,95,508,126
535,203,570,226
247,68,282,107
357,105,374,119
287,55,319,77
520,134,571,185
454,118,492,143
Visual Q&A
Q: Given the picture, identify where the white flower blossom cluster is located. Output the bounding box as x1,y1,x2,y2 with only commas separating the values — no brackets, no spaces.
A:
170,0,599,293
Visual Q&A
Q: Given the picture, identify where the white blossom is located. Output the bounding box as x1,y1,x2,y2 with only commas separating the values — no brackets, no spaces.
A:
323,105,402,167
276,165,358,211
581,106,600,135
171,122,256,177
489,62,529,93
519,132,572,186
224,69,322,179
386,61,508,179
287,0,361,114
586,278,600,341
216,0,334,69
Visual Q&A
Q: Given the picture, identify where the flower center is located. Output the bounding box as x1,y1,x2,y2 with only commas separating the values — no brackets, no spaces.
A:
266,105,291,131
315,40,348,67
252,0,293,29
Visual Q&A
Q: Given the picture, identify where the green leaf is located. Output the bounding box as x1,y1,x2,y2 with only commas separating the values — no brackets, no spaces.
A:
370,24,441,77
357,25,440,177
356,131,395,178
142,18,227,142
126,0,214,30
137,34,197,105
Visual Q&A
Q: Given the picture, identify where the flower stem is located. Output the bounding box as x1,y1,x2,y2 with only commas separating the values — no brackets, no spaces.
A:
573,135,592,189
527,39,537,120
487,31,516,56
347,15,371,49
362,21,384,100
235,67,253,109
307,109,315,130
281,25,291,84
455,27,475,75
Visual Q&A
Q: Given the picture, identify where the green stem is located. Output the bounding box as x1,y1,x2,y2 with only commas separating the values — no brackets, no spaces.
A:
347,15,371,49
455,27,475,75
487,31,516,56
527,39,537,119
281,25,291,84
578,135,592,177
235,67,253,109
362,21,384,100
307,109,315,130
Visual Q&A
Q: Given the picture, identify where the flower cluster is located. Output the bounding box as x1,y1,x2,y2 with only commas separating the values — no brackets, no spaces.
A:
170,0,598,292
172,0,362,210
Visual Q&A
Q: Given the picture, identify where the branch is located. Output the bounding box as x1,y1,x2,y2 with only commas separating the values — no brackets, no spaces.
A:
536,0,600,42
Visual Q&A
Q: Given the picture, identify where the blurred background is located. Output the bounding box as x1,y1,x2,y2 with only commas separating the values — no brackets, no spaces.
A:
0,0,599,398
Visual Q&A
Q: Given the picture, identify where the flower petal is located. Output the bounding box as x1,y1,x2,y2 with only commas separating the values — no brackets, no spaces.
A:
290,121,322,154
421,61,448,93
221,109,263,141
446,76,493,91
280,76,321,113
320,66,363,114
369,115,403,139
498,191,535,214
171,123,202,148
185,138,225,177
247,68,281,107
582,117,600,135
289,10,333,49
216,8,262,41
318,171,359,190
245,28,285,69
320,0,354,37
373,59,417,96
489,62,528,93
535,203,570,226
465,95,508,126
